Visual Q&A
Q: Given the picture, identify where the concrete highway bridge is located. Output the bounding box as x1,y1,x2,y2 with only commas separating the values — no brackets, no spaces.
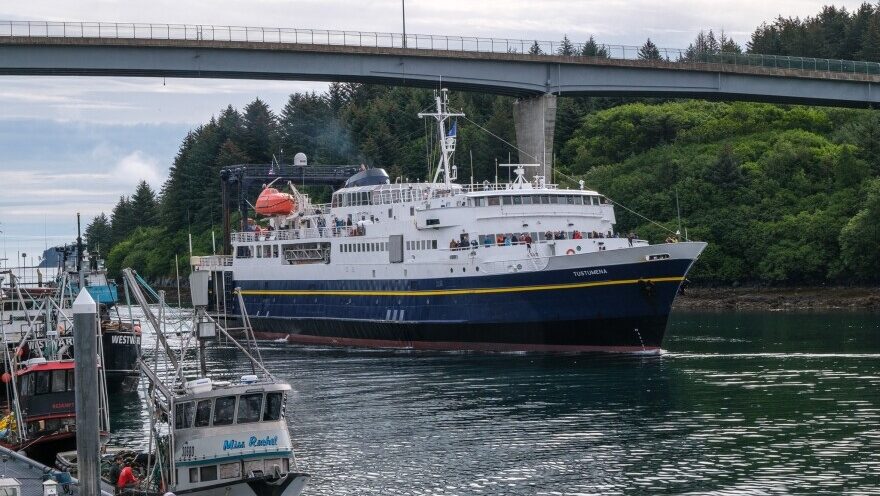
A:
4,20,880,176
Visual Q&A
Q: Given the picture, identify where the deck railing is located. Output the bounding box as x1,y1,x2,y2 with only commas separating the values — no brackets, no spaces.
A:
3,20,880,76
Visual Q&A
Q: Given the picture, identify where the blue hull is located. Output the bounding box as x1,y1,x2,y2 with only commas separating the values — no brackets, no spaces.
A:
233,257,692,351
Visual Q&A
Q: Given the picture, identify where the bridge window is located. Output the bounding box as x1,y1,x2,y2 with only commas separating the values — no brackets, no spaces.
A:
488,196,500,206
264,392,284,421
175,401,195,429
213,396,236,426
235,246,252,259
51,370,66,393
66,370,74,391
35,371,50,395
237,393,263,424
513,196,522,205
521,196,532,205
194,399,212,427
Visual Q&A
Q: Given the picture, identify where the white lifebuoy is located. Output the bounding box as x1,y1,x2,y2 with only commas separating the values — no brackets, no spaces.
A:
566,248,576,255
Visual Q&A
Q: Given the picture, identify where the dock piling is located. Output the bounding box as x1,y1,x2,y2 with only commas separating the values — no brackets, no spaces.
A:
72,288,101,495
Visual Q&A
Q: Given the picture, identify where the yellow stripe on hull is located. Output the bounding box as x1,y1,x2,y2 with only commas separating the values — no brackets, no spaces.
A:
239,276,685,298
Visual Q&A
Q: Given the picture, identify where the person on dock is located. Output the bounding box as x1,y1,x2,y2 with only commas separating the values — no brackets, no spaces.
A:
117,462,139,493
108,456,122,495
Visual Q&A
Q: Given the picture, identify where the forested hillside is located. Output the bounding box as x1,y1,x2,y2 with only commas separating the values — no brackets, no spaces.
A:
87,4,880,285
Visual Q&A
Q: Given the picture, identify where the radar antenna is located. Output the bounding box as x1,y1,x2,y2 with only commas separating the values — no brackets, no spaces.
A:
418,89,464,188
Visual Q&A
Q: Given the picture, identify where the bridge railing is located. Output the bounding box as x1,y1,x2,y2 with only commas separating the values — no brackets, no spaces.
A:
3,20,880,76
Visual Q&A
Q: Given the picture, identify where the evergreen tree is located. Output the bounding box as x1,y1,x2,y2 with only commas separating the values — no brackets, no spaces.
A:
858,10,880,61
130,180,159,227
581,36,609,58
84,213,112,256
528,41,543,55
705,144,743,188
719,30,743,53
109,196,137,246
638,38,663,60
241,98,278,163
557,35,575,56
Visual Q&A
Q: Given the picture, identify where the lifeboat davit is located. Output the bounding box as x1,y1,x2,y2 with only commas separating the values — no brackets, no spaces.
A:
255,188,296,216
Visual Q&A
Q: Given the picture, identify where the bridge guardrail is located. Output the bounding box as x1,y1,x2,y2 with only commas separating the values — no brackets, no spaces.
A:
3,20,880,76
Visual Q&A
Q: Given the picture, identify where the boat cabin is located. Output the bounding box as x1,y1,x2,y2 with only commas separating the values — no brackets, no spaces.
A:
15,359,76,438
170,380,295,491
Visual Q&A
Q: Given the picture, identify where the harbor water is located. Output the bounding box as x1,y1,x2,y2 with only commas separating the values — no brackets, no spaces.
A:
109,310,880,494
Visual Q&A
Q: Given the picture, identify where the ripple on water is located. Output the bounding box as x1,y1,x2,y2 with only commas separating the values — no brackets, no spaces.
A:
107,309,880,494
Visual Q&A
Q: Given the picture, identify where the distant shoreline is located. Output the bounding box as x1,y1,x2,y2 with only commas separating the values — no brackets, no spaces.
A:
673,286,880,311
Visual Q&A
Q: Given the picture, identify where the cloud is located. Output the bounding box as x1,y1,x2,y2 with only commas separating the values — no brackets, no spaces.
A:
110,151,164,188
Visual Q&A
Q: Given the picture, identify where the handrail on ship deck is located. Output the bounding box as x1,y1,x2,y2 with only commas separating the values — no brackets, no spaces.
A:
2,20,880,76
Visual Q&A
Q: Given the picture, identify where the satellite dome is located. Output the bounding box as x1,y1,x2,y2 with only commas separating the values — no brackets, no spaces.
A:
293,152,307,166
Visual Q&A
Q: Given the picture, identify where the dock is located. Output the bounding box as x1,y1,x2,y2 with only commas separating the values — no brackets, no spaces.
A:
0,445,114,495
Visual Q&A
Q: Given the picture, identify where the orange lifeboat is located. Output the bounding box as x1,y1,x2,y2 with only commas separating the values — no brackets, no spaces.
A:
255,187,296,216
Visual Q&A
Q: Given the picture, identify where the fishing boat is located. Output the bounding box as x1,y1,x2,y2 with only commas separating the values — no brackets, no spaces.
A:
196,89,706,352
115,268,310,495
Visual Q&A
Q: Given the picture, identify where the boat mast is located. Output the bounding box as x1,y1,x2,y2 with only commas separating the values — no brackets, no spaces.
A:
418,89,464,188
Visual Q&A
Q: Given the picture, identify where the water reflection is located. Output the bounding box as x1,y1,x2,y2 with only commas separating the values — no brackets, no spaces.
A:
108,309,880,494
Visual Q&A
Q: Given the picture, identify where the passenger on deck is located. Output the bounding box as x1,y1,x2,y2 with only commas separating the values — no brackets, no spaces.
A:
496,234,505,246
450,239,458,249
573,231,582,240
504,235,512,246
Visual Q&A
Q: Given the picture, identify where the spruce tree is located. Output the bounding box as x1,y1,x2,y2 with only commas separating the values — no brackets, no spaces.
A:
858,10,880,62
110,196,136,246
557,35,575,56
528,41,544,55
241,98,278,163
638,38,663,60
581,36,609,58
85,213,112,255
130,180,159,227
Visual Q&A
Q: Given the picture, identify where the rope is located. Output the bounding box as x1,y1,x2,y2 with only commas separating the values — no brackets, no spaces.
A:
459,113,538,162
554,168,682,238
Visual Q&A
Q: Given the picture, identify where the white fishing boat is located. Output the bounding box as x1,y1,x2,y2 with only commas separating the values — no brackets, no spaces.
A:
119,268,310,496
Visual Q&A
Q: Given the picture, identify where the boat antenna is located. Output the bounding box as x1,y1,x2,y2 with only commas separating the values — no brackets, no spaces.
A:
675,188,683,240
418,88,463,188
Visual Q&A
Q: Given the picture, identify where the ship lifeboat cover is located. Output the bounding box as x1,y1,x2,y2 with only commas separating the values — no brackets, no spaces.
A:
255,187,296,216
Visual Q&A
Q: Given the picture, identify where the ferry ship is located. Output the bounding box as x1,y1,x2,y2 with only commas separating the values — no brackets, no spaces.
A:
199,90,706,352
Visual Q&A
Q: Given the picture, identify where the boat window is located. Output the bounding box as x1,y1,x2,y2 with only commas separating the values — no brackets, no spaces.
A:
264,392,284,421
213,396,236,426
175,401,195,429
540,195,550,204
189,467,199,483
200,465,218,482
488,196,500,206
51,370,66,393
220,462,241,480
237,393,263,424
19,375,32,396
502,196,513,205
513,196,522,205
272,245,279,258
194,399,212,427
432,240,438,249
66,370,75,391
236,246,251,259
35,371,50,395
531,195,541,205
521,196,532,205
575,196,584,205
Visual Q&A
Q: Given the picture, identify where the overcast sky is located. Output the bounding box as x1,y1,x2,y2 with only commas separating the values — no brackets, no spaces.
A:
0,0,868,263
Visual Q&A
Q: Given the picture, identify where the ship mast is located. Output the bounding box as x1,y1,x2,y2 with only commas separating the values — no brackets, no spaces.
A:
419,89,464,188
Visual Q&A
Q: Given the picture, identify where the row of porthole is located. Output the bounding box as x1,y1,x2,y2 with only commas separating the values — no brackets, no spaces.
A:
449,266,480,273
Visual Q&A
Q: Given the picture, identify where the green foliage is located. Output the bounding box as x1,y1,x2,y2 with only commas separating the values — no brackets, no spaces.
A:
566,100,876,284
84,213,112,256
839,179,880,279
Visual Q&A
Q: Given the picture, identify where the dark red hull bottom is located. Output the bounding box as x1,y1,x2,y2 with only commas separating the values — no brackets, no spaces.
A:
254,330,661,353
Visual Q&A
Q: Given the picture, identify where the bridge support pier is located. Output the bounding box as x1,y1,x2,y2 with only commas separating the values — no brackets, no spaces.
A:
513,93,557,181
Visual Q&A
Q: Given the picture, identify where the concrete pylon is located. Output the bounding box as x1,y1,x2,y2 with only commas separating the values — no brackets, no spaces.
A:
513,93,557,181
